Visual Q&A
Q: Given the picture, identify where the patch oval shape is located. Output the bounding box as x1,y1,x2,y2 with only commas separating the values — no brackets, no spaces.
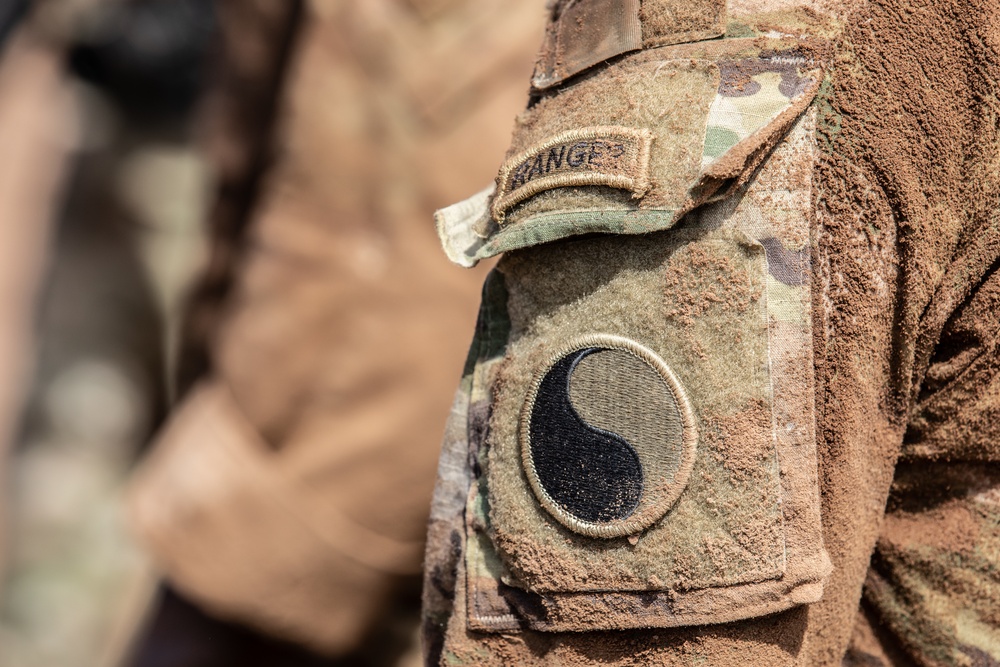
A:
520,334,698,539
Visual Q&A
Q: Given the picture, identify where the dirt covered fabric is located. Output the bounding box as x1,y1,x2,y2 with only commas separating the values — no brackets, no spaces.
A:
423,0,1000,665
438,41,822,266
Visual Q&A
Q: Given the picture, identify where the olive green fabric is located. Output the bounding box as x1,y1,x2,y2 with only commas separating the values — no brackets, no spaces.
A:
569,349,686,491
531,0,729,90
640,0,728,48
488,229,784,595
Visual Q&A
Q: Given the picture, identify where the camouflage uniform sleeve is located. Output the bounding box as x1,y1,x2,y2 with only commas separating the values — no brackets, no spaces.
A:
857,265,1000,666
422,0,1000,665
425,1,834,663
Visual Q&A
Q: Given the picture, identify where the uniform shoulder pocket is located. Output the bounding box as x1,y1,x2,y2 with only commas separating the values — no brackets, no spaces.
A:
438,39,822,269
435,43,831,636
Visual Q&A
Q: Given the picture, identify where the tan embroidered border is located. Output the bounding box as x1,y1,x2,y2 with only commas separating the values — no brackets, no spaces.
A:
518,334,698,539
492,126,653,224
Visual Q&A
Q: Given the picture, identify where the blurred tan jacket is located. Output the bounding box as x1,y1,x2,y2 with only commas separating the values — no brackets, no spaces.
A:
127,0,542,656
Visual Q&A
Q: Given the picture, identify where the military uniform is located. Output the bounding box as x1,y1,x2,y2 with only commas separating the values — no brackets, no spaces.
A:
423,0,1000,665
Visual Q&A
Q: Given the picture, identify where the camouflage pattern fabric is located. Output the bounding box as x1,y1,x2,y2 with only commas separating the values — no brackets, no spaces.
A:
864,465,1000,666
424,109,829,660
425,0,1000,665
437,43,821,268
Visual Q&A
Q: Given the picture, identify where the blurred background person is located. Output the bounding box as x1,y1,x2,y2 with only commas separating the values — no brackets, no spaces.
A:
0,1,543,665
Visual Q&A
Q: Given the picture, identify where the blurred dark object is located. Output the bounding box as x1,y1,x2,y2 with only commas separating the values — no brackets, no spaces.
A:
130,583,425,667
175,0,304,393
0,1,218,664
0,0,28,49
129,586,340,667
68,0,216,119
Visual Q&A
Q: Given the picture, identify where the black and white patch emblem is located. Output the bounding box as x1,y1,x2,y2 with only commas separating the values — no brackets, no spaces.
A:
520,334,697,538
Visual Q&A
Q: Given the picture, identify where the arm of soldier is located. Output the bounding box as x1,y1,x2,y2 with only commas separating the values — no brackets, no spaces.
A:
422,0,1000,664
127,3,431,654
858,261,1000,666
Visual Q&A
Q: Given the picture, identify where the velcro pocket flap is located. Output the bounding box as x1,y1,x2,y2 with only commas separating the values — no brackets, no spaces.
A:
457,108,831,633
436,41,822,268
531,0,729,90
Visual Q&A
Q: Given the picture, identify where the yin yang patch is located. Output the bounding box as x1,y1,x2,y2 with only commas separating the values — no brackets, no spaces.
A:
520,334,697,539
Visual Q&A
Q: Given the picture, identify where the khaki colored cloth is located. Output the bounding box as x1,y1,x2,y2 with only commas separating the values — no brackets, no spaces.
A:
422,0,1000,666
128,0,544,657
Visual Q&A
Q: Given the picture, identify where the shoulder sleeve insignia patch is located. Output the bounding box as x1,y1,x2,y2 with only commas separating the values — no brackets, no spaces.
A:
521,334,697,538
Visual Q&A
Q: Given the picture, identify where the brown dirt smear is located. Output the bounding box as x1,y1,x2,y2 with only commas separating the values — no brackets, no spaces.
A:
705,398,775,485
663,245,758,327
810,0,1000,664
